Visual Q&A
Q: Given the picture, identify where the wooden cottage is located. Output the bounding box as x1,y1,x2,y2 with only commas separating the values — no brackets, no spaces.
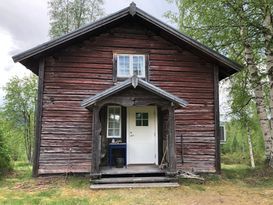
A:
13,3,241,185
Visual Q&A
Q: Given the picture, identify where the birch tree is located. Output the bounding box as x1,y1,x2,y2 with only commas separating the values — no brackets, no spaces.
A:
3,75,37,163
48,0,104,39
230,70,256,168
165,0,273,166
262,3,273,166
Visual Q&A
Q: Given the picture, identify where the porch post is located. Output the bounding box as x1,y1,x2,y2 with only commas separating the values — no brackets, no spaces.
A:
167,105,177,176
91,105,102,179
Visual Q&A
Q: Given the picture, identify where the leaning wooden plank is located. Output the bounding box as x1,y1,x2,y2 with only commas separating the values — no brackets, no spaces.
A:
177,170,205,181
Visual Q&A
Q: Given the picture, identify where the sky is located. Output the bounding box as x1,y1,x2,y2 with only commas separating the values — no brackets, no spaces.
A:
0,0,178,105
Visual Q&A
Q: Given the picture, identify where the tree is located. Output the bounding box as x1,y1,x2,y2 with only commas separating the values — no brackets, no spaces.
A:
0,128,12,175
165,0,273,166
229,70,258,168
2,75,37,163
48,0,104,38
0,110,25,161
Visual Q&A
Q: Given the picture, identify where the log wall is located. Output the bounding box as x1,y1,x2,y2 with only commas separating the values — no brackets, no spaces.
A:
39,21,216,174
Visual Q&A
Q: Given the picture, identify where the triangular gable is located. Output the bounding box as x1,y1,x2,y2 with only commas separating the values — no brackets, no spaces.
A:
13,2,241,78
81,75,188,108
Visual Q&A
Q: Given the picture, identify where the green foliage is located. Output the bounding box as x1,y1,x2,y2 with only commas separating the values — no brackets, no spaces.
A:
0,128,12,176
0,111,25,161
221,115,265,165
165,0,265,63
224,70,265,166
2,74,38,163
165,0,271,166
48,0,105,38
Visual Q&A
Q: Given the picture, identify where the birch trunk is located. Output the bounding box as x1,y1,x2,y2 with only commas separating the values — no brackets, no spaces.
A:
244,44,272,159
266,50,273,167
263,8,273,166
247,125,255,168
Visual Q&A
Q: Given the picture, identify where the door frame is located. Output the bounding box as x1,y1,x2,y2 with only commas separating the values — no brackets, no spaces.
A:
126,106,158,165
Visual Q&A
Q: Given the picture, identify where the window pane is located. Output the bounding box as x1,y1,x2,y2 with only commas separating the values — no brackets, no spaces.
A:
113,121,119,128
142,113,148,119
133,56,144,76
108,129,114,136
143,120,148,126
136,113,142,120
118,55,130,77
114,129,120,136
136,119,142,126
107,106,121,138
109,122,114,128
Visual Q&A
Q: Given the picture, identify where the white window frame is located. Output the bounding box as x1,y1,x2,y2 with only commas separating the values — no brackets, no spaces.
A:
117,54,146,78
107,106,122,138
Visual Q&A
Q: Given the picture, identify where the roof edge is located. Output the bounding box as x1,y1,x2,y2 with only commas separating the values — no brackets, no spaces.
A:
12,6,130,63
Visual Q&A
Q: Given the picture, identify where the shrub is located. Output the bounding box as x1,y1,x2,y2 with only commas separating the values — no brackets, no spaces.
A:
221,152,248,165
221,152,265,166
0,129,12,176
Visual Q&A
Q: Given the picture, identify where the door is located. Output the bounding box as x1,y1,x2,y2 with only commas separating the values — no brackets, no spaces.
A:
127,106,158,165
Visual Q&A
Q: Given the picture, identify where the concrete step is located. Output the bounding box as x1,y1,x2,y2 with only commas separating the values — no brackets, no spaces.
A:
92,176,177,184
90,182,179,189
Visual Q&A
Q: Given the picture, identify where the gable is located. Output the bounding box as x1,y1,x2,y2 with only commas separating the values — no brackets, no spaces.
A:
12,3,241,80
28,20,229,81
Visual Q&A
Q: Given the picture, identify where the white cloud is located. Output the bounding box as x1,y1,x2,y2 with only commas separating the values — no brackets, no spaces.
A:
0,28,31,105
0,29,16,70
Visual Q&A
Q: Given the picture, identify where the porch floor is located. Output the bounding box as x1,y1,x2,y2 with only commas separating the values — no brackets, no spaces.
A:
100,164,165,175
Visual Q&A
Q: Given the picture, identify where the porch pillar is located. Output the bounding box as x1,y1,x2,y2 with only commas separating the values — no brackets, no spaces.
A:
91,105,102,179
167,105,177,176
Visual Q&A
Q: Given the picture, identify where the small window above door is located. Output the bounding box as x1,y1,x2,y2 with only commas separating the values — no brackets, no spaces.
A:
115,54,146,78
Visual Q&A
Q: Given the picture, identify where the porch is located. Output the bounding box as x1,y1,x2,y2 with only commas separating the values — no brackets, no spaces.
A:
81,76,188,185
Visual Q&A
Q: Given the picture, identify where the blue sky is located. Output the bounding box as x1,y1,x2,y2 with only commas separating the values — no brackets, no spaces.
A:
0,0,178,105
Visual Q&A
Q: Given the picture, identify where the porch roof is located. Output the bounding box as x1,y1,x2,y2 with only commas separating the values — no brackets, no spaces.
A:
81,76,188,108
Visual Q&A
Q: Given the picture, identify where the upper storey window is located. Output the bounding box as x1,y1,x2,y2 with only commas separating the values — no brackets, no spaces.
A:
117,54,146,78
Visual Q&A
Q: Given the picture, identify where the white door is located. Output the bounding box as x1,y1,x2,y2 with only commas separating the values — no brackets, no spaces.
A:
127,106,158,165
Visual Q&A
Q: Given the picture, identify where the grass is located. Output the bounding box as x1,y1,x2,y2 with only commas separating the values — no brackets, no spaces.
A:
1,162,273,205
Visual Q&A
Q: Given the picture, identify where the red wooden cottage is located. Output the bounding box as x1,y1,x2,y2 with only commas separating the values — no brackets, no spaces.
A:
13,3,240,185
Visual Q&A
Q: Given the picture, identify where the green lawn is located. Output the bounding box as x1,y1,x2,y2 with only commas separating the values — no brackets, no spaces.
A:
1,162,273,205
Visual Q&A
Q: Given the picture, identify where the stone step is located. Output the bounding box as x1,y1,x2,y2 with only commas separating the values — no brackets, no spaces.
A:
92,176,177,184
90,182,179,189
